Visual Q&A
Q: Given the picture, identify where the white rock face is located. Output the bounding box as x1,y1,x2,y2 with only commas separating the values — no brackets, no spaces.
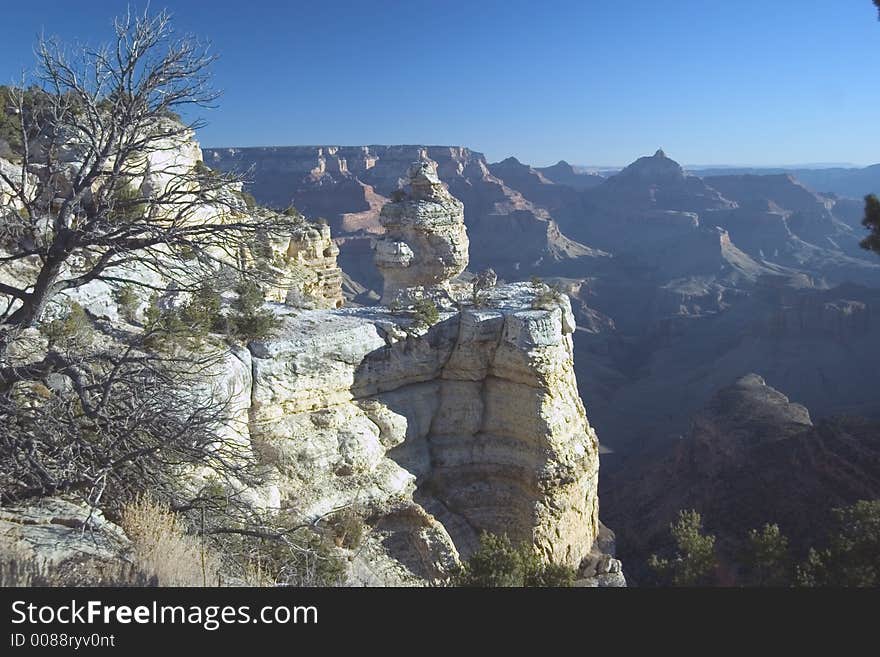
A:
375,160,469,303
137,123,204,198
246,282,599,578
0,498,131,571
264,223,344,309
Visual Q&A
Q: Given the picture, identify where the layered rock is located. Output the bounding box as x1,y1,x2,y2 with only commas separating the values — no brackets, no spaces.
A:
203,145,605,288
374,161,468,303
0,499,134,585
265,222,344,309
247,282,600,576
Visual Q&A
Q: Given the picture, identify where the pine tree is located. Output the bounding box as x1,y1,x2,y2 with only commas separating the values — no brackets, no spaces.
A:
648,509,717,586
860,194,880,254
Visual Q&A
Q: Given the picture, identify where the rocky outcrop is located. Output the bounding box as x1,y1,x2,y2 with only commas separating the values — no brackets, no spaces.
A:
374,161,468,303
600,375,880,581
247,282,600,577
3,119,616,585
265,222,344,309
230,161,608,580
575,522,626,587
0,498,135,585
203,145,605,287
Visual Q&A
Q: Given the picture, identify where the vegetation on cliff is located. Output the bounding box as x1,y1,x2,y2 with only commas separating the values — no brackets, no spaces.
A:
647,501,880,587
0,9,342,586
455,533,576,587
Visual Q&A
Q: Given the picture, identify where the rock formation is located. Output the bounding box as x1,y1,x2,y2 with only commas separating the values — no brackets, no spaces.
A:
248,282,601,577
600,374,880,580
1,128,622,586
0,499,135,585
265,222,344,309
203,145,606,288
374,160,469,303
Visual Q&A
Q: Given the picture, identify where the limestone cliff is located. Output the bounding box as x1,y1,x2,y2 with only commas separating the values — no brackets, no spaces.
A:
246,282,599,579
231,165,617,582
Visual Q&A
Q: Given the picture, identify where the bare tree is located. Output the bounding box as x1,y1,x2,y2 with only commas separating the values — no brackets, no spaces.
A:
0,10,293,508
0,324,258,507
0,8,294,352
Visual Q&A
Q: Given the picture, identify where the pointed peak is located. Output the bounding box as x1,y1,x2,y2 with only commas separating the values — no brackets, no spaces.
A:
498,156,523,166
654,148,667,158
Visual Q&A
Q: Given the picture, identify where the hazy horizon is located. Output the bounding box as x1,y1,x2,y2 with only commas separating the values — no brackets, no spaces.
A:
201,142,874,171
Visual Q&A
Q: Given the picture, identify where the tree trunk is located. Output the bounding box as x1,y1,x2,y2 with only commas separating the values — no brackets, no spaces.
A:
6,257,64,328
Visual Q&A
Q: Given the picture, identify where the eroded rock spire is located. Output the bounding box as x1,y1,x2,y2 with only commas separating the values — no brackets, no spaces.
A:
374,160,469,304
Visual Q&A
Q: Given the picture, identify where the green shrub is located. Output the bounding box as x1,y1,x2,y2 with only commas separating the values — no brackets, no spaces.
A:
411,298,440,327
186,284,225,333
525,560,577,587
796,500,880,587
740,523,792,587
40,303,91,346
226,280,278,342
157,108,183,123
142,281,277,348
108,181,147,221
455,532,575,587
227,311,277,342
142,285,224,349
0,86,50,159
648,509,717,586
114,284,140,322
193,160,220,179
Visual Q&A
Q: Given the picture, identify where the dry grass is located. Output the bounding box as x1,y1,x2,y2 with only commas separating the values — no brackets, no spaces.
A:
121,496,222,586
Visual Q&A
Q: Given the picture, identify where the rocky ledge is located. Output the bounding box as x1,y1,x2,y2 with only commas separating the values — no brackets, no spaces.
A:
242,282,609,583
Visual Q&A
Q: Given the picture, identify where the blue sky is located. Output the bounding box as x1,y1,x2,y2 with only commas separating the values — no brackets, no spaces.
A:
1,1,879,166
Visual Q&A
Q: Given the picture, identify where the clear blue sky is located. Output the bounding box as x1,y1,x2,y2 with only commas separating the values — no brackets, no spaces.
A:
2,0,879,167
